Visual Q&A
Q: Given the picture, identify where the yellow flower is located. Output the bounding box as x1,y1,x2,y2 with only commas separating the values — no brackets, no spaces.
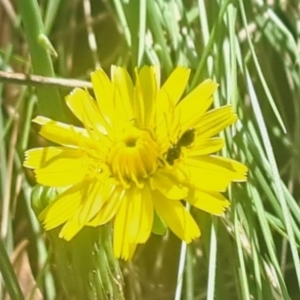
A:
24,66,247,260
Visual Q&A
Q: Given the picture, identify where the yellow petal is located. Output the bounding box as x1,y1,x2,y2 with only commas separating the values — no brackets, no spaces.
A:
113,188,134,260
187,190,230,215
153,99,173,153
196,105,237,138
91,68,115,128
138,185,154,242
185,166,230,191
113,185,153,259
76,181,110,225
160,67,190,105
127,189,143,243
155,69,187,145
184,156,247,192
127,243,138,261
129,184,153,243
88,185,124,226
188,137,224,156
135,66,159,127
150,171,188,200
177,79,218,132
66,88,108,135
197,155,248,181
58,180,108,240
111,66,134,121
153,192,200,243
24,147,88,186
59,219,84,241
39,180,91,230
33,116,96,149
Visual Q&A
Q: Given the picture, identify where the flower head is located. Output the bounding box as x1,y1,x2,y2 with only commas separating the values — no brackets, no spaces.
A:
24,66,247,260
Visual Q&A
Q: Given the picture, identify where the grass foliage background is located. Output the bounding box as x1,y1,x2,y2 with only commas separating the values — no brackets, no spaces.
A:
1,0,300,299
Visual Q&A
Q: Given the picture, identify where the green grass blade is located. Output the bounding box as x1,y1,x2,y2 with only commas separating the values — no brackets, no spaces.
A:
0,239,24,300
17,0,66,121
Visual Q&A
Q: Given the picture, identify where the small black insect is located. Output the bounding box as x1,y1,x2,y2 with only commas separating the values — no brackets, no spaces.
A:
165,145,181,165
178,128,196,147
165,128,195,165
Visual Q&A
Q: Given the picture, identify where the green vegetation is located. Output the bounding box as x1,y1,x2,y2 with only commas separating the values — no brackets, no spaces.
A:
1,0,300,299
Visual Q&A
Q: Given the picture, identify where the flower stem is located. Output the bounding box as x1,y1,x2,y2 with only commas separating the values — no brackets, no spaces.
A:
48,226,125,300
31,187,125,299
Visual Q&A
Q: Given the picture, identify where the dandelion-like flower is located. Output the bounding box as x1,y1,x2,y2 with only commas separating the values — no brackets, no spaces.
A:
24,66,247,260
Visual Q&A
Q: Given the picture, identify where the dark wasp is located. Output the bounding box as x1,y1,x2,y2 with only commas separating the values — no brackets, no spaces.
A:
165,128,195,165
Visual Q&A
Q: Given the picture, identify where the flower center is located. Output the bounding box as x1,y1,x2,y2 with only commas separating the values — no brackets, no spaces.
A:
108,127,159,188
